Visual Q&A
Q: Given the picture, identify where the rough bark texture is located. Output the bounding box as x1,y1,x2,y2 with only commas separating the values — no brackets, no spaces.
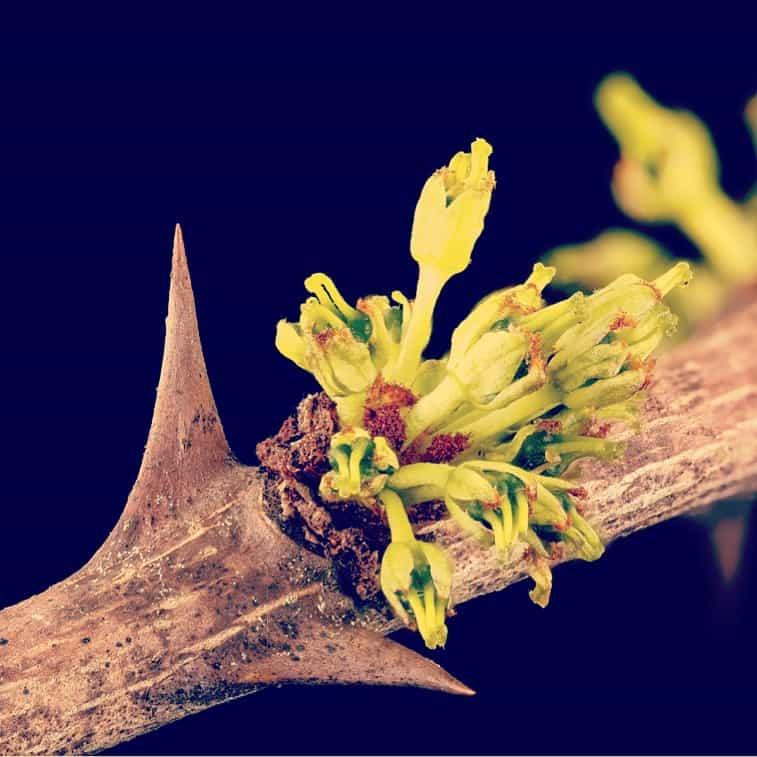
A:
0,230,755,754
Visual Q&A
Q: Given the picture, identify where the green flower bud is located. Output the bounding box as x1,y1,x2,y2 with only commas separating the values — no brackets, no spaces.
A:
384,139,497,387
275,320,308,371
410,358,448,397
445,466,499,545
302,320,377,396
402,264,555,444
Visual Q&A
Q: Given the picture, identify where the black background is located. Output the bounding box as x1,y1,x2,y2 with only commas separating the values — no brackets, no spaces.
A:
1,15,756,755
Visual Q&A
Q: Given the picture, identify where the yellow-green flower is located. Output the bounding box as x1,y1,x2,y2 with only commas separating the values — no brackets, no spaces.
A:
404,264,553,442
525,553,553,608
410,137,495,278
378,489,453,649
386,138,496,386
304,272,372,340
543,230,726,340
491,421,624,477
275,274,377,401
355,294,403,371
441,263,691,449
319,427,399,504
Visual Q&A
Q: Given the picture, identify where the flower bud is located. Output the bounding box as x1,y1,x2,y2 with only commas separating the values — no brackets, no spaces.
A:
508,426,625,476
275,320,308,370
443,466,498,545
379,541,453,650
403,265,553,443
301,317,377,395
555,491,605,563
304,273,371,341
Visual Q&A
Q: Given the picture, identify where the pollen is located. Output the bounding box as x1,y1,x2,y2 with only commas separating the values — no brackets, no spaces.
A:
568,486,588,499
581,418,612,438
365,375,417,409
537,419,563,434
609,311,638,331
364,404,407,451
411,432,471,464
525,330,546,368
363,376,418,450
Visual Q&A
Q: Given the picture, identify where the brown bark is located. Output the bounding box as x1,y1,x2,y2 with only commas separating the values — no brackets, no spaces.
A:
1,228,756,754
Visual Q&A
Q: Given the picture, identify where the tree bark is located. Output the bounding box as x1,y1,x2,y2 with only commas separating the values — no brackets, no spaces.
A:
1,229,755,754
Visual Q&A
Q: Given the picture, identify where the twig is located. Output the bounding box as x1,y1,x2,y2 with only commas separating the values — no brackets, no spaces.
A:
0,229,755,754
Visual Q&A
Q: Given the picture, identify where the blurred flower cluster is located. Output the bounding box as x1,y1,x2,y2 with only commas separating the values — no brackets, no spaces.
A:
276,138,690,649
545,74,757,337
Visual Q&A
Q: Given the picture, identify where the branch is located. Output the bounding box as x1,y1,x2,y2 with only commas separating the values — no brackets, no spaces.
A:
1,231,755,754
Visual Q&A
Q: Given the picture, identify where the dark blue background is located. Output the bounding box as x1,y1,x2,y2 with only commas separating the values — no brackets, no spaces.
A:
1,19,756,755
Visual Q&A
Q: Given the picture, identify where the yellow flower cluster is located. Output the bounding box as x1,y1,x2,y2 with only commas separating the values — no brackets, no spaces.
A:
274,138,690,649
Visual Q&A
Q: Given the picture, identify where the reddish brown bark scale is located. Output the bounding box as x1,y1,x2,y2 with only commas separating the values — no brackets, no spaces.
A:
257,396,390,603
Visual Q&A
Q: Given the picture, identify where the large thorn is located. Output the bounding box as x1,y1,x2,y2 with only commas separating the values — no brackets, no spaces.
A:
232,621,475,696
119,225,232,529
296,624,475,695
